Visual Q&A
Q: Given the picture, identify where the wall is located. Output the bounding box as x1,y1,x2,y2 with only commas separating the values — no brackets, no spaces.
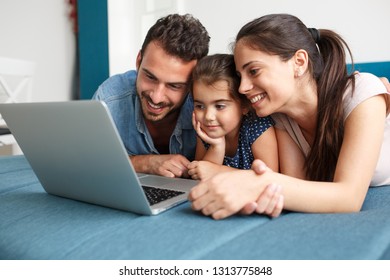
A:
0,0,76,101
78,0,109,99
1,0,389,102
108,0,390,76
108,0,185,75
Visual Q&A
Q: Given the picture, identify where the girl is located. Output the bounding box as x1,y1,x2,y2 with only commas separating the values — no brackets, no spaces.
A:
187,54,278,181
189,14,390,220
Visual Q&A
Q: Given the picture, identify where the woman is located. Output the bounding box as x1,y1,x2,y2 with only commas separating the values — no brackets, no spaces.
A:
188,14,390,220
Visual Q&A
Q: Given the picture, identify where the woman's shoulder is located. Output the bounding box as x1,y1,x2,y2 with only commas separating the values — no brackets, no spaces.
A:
350,72,387,96
343,72,389,120
269,113,291,129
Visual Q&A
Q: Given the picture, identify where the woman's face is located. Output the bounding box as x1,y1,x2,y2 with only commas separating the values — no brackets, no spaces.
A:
234,41,297,117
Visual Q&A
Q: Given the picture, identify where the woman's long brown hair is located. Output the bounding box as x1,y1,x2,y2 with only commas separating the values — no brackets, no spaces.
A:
234,14,355,181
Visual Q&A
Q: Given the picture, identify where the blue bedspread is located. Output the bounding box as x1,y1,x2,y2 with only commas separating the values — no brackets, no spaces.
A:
1,155,390,260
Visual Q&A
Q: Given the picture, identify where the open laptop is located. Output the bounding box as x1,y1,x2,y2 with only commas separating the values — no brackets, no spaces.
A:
0,100,198,215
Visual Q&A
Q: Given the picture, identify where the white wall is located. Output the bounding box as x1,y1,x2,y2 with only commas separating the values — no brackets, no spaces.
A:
108,0,390,75
0,0,76,102
1,0,388,102
108,0,185,75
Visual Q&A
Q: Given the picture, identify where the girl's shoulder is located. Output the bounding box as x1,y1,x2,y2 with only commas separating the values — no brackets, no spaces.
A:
242,111,274,128
241,112,274,142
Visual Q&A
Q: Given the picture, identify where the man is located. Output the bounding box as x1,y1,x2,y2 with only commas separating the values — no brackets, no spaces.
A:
93,14,210,178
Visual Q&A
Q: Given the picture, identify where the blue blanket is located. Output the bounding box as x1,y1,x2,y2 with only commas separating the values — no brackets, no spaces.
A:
1,156,389,259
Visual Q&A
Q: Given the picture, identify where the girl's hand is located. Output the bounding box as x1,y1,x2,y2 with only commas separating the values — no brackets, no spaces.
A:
192,113,225,147
188,160,223,181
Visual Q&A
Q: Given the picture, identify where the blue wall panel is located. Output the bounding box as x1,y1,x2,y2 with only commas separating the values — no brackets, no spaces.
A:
348,61,390,80
77,0,109,99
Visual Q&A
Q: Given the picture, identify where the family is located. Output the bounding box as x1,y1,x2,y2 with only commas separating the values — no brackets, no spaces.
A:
93,13,390,219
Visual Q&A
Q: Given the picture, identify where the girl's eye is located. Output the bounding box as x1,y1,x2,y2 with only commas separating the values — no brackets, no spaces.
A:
215,104,226,110
194,104,204,110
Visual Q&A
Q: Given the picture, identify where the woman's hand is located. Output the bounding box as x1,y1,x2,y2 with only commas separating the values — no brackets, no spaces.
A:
188,168,270,220
240,160,284,218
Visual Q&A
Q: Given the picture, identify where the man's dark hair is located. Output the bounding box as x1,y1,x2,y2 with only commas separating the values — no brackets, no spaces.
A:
141,14,210,62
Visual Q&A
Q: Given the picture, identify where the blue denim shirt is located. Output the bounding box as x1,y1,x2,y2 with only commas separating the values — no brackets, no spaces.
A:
92,70,196,161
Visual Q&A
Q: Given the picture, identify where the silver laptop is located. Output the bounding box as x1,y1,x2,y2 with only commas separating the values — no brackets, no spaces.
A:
0,100,198,215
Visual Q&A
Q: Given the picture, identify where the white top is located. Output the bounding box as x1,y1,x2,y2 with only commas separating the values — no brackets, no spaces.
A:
273,73,390,186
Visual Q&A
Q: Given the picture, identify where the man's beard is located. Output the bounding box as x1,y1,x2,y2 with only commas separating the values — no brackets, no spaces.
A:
140,92,175,122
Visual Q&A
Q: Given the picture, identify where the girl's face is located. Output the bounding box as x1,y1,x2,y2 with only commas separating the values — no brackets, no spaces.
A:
234,41,297,117
193,80,244,139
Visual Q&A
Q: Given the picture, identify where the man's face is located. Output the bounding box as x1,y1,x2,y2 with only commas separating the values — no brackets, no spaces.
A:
136,42,197,123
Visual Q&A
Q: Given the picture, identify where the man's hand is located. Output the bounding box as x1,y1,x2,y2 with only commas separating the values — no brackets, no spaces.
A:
130,154,191,178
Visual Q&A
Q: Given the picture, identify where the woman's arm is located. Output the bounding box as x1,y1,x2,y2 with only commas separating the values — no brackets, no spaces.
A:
280,94,386,212
189,95,387,218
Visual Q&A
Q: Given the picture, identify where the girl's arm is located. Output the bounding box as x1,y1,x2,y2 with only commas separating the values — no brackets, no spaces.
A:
190,136,235,180
241,126,308,216
275,128,306,179
251,126,279,172
194,136,207,160
189,95,387,219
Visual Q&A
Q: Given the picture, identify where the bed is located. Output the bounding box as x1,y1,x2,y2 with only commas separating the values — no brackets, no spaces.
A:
1,155,390,260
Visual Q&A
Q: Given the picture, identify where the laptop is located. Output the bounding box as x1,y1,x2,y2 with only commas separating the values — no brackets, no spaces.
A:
0,100,198,215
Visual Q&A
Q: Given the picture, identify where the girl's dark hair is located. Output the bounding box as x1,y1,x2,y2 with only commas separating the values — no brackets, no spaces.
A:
234,13,355,181
141,14,210,62
191,54,250,108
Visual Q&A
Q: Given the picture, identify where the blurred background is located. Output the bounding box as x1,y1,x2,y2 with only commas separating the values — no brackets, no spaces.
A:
1,0,389,102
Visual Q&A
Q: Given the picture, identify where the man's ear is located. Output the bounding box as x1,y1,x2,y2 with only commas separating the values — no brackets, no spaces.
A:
136,50,142,70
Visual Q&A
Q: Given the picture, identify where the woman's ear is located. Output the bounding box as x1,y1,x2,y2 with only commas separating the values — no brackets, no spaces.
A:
294,49,309,77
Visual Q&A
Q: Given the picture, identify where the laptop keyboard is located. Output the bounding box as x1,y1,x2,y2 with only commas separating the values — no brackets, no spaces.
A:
142,186,185,206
